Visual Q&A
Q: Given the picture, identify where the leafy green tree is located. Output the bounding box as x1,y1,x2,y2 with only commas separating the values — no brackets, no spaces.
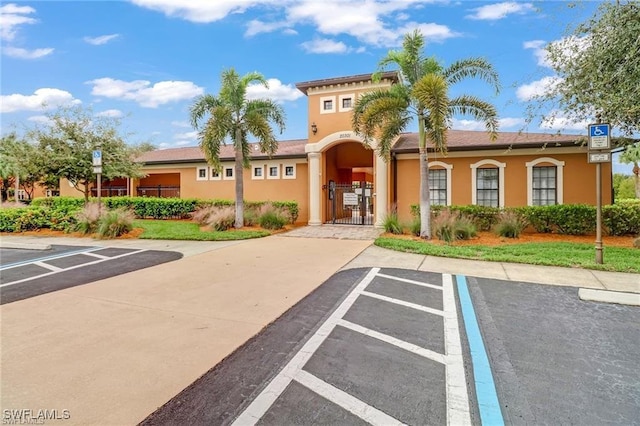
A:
0,133,44,202
542,1,639,137
352,30,499,238
612,173,636,200
30,106,145,202
189,68,286,228
619,142,640,198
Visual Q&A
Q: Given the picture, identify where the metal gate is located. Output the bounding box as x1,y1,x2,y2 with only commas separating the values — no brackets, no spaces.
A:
327,180,374,225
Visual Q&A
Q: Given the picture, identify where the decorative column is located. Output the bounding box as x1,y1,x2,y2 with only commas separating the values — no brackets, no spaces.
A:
374,152,388,228
308,152,322,226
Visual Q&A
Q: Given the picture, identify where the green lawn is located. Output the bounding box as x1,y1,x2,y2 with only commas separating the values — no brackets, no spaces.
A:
133,219,271,241
375,237,640,273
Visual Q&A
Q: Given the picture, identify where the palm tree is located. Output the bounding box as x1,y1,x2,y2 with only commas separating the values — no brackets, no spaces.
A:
190,68,286,228
352,30,500,239
619,142,640,198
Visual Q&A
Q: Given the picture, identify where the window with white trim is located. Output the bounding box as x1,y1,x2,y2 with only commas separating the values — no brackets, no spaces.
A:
224,167,234,180
339,93,355,112
471,159,506,208
320,95,336,114
283,164,296,179
476,168,499,207
429,169,447,206
196,166,208,181
526,157,564,206
210,169,221,180
532,167,556,205
267,165,279,179
252,165,264,180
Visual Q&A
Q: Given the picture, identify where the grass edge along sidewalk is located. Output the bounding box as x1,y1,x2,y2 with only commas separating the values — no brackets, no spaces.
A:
375,237,640,274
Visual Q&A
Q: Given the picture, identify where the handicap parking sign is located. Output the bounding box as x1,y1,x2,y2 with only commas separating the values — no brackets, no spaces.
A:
588,123,610,150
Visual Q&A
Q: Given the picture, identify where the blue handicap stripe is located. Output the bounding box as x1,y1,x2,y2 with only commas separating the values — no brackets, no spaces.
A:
456,274,504,426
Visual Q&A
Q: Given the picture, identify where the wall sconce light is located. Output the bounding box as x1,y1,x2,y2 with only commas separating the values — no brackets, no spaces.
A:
311,122,318,135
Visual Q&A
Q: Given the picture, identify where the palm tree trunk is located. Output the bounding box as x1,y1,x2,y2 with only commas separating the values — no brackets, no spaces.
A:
633,162,640,198
418,116,431,239
234,127,244,228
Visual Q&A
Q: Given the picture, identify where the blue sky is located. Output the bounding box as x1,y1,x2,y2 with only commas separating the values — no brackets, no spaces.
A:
0,0,632,174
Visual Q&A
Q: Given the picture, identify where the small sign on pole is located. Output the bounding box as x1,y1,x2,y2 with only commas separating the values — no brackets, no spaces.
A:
588,124,611,150
588,152,611,163
92,150,102,166
93,166,103,174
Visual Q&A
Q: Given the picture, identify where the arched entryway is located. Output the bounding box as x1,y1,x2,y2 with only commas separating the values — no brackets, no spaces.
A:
324,141,374,225
306,131,389,228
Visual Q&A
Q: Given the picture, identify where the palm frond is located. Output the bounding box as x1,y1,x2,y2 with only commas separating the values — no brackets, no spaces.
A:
443,58,501,94
449,95,499,141
413,74,450,153
189,94,220,129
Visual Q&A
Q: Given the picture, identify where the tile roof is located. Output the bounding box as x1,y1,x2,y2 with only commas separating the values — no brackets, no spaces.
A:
391,130,583,153
296,71,399,94
137,139,308,164
137,130,585,164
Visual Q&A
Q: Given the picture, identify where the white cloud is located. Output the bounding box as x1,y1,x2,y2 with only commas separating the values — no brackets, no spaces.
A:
174,130,198,140
2,46,54,59
540,110,590,131
246,78,304,102
174,140,194,146
1,88,81,113
84,34,120,45
452,117,525,131
27,115,53,125
523,39,550,67
301,38,348,54
466,2,535,20
87,77,204,108
95,109,123,118
171,120,191,128
128,0,281,23
516,76,563,101
0,3,36,41
132,0,456,49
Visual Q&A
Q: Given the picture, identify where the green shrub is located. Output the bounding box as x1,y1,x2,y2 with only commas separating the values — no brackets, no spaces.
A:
603,203,640,236
547,204,596,235
30,196,84,211
383,209,403,234
495,211,527,238
97,208,134,239
243,206,261,227
75,202,105,234
410,216,421,236
206,206,236,231
432,210,458,243
454,215,477,240
258,206,287,230
0,208,28,232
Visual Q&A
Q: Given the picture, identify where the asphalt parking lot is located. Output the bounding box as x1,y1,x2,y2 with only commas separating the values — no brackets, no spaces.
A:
0,244,183,304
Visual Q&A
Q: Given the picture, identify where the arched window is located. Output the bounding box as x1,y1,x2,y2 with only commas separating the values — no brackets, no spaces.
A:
525,157,565,205
429,161,453,206
470,159,506,208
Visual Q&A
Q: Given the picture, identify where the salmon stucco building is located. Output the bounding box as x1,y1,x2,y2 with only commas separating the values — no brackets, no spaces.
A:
60,72,612,226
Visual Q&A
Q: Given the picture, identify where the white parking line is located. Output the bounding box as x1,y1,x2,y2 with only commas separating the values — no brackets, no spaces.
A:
377,272,443,291
0,249,146,288
0,247,103,270
33,261,62,272
443,274,472,426
360,291,444,317
294,370,404,426
231,268,381,426
338,319,445,365
232,268,472,426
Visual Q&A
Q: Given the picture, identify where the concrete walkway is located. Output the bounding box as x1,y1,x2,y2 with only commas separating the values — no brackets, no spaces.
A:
0,227,638,425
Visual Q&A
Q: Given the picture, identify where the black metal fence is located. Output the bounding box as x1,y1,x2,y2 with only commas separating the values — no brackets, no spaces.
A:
136,185,180,198
91,186,128,197
327,181,374,225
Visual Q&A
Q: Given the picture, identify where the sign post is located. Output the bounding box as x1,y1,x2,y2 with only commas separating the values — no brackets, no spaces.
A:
93,150,102,208
587,123,611,265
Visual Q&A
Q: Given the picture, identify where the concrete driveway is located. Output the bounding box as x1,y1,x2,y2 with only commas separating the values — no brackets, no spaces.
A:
0,235,371,425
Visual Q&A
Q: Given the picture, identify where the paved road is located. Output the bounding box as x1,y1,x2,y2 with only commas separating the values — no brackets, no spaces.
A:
0,245,182,304
142,268,640,426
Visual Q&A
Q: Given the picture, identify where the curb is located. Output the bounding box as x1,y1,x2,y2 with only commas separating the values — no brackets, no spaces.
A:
0,242,52,251
578,288,640,307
